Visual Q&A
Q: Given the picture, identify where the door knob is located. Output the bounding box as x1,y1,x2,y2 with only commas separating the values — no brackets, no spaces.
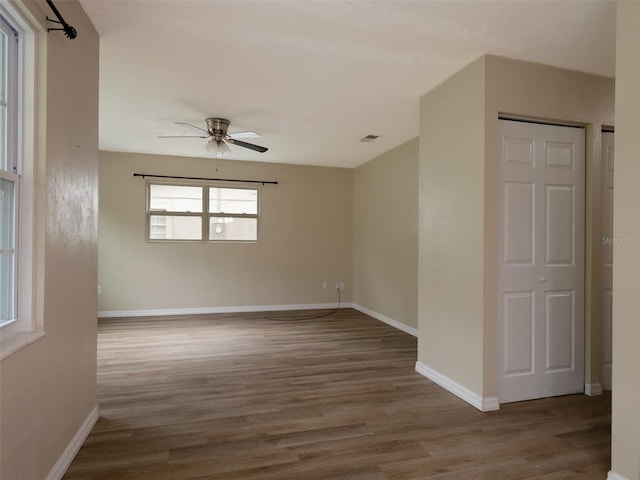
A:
539,276,547,283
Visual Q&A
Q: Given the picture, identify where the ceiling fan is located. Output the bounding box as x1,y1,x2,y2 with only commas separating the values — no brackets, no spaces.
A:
159,118,268,156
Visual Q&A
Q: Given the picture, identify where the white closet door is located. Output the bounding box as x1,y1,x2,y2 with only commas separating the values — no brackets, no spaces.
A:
498,119,585,404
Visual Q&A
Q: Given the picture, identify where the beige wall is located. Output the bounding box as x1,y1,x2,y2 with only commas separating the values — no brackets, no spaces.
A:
98,152,353,313
418,57,487,396
611,2,640,478
353,138,418,330
418,55,614,406
0,1,99,479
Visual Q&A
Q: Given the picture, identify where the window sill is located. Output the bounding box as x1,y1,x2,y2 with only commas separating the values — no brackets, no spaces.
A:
0,329,46,361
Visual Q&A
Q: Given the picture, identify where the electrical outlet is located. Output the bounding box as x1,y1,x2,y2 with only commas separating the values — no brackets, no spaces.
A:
322,281,327,289
97,285,101,295
336,282,344,291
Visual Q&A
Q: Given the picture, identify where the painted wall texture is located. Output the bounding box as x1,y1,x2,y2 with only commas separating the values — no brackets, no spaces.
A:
98,151,353,313
353,138,419,330
419,57,487,398
0,1,99,479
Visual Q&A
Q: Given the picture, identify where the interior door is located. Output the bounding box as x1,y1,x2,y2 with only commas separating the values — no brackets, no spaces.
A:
498,119,585,404
601,130,614,391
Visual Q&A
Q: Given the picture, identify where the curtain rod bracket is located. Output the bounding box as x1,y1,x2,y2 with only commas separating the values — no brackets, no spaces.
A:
46,0,78,39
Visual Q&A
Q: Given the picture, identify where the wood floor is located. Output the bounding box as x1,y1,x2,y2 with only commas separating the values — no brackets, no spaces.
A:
64,309,611,480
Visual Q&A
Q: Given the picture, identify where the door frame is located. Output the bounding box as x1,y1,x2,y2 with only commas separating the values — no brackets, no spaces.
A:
600,128,615,391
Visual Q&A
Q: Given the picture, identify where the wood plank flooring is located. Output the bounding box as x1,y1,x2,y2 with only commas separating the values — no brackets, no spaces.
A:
63,309,611,479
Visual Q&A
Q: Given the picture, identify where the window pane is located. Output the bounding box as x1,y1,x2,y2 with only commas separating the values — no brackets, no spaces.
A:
0,252,14,323
149,215,167,239
0,177,15,323
0,27,5,102
150,185,202,213
0,107,6,171
209,216,257,241
209,187,257,214
150,215,201,240
0,26,7,171
0,177,14,248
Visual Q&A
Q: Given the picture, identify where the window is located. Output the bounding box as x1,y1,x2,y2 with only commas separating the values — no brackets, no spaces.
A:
147,183,259,242
1,3,39,357
1,13,18,326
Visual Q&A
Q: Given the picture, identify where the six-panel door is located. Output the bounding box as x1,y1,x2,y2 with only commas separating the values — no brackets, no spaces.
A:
498,119,585,404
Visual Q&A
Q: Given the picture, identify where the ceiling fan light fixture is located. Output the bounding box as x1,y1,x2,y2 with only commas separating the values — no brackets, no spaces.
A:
162,117,267,154
205,139,231,158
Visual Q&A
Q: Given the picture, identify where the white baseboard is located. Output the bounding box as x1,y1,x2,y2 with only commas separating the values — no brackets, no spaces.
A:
584,382,603,396
352,304,418,337
98,303,353,318
45,404,99,480
415,361,499,412
608,471,632,480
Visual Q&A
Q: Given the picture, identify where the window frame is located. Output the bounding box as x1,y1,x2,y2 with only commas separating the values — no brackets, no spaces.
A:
146,181,260,243
0,2,43,359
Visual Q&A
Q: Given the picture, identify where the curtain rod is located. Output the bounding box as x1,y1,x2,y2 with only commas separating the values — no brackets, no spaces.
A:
133,173,278,185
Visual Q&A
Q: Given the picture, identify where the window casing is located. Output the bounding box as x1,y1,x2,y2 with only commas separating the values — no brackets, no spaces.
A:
147,182,259,242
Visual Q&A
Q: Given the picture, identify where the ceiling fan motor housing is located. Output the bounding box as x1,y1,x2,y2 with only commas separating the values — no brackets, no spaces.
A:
205,118,230,141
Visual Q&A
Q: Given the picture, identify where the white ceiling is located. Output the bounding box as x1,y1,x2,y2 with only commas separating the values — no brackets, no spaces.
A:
79,0,616,168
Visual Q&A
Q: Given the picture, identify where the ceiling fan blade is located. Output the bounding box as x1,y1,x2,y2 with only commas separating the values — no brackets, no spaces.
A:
174,121,208,134
228,131,261,139
225,137,268,153
158,135,209,138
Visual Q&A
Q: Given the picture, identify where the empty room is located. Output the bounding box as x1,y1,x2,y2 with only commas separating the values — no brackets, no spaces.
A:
1,1,639,480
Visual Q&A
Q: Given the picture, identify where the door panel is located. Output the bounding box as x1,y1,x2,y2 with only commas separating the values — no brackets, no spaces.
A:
544,290,574,372
545,141,575,169
498,119,585,404
503,291,535,376
504,136,534,167
504,182,535,265
545,185,575,265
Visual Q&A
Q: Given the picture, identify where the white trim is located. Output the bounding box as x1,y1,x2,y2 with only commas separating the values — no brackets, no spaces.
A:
415,361,500,412
607,471,632,480
352,304,418,337
45,405,99,480
584,382,603,396
98,303,353,318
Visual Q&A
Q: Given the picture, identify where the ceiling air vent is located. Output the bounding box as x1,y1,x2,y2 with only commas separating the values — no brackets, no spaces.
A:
360,134,379,143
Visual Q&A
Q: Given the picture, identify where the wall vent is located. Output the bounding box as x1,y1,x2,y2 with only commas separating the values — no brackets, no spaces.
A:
360,134,379,143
